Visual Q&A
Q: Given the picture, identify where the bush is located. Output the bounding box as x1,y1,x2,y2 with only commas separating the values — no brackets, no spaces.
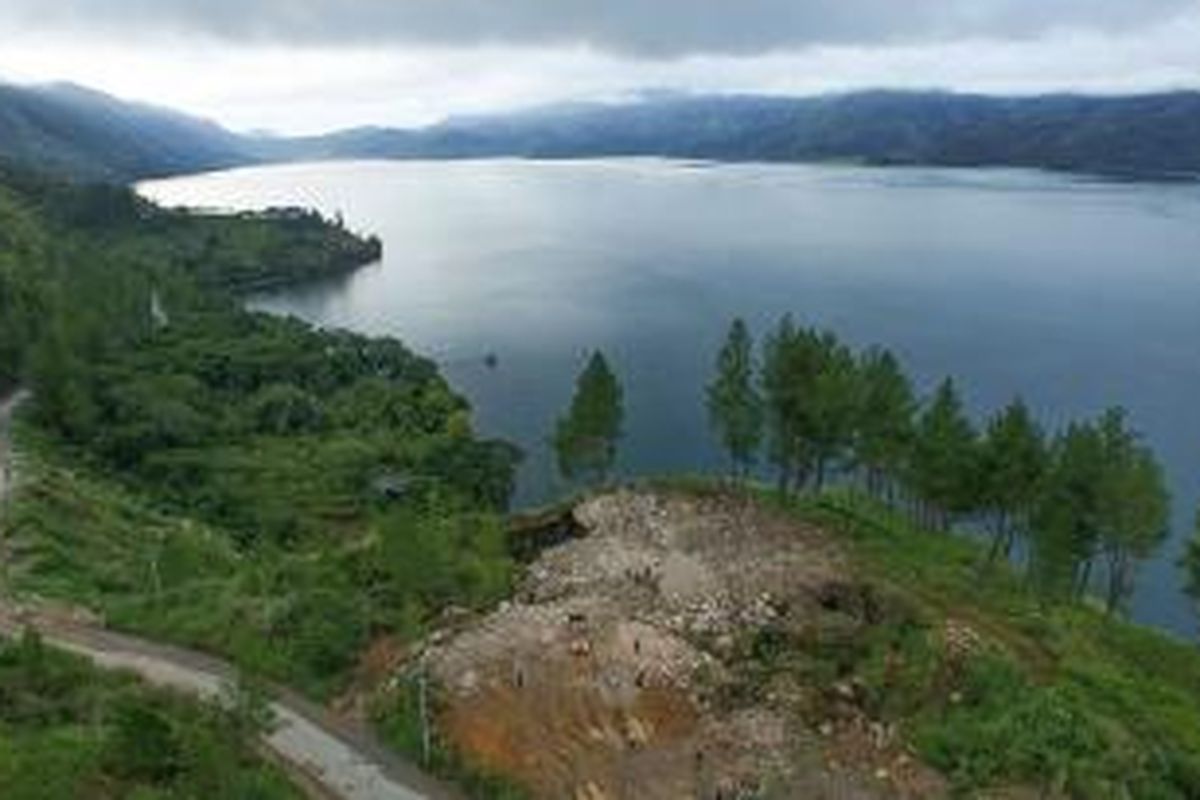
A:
918,654,1156,797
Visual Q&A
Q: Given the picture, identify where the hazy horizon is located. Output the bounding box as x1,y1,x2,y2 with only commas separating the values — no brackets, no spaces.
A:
4,0,1200,134
10,79,1200,141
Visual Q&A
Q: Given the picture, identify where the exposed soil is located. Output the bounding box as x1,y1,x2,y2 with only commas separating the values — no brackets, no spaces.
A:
412,488,948,799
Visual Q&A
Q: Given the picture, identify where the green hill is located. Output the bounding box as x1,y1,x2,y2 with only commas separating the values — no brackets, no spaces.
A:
6,83,1200,182
0,82,251,181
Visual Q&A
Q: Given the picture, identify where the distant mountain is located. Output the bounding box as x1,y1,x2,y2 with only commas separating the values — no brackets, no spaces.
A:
4,84,1200,182
0,82,251,181
296,91,1200,180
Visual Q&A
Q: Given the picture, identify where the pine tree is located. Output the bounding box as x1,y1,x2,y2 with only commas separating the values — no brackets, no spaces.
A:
762,317,864,495
855,347,916,501
28,319,95,441
978,398,1046,567
762,315,806,494
554,351,624,485
706,318,763,479
807,332,860,490
1185,510,1200,636
909,378,978,531
1030,422,1105,601
1094,409,1169,615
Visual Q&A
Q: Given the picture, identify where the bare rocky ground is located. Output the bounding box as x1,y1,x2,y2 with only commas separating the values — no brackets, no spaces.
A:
412,488,948,799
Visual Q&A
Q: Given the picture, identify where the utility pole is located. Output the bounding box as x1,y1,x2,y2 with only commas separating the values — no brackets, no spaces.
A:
418,651,431,767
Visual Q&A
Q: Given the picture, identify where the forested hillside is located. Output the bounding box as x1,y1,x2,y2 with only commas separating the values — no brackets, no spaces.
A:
0,165,519,705
6,82,1200,182
302,91,1200,179
0,83,249,181
3,138,1200,797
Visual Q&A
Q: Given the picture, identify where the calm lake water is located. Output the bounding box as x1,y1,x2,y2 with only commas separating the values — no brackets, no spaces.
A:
140,159,1200,638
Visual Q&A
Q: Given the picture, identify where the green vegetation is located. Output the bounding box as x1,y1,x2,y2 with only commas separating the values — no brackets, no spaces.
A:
3,152,1198,799
977,398,1045,570
129,207,382,292
305,91,1200,180
553,351,624,486
706,318,764,479
762,317,861,491
696,314,1195,795
8,81,1200,184
0,629,298,800
854,346,916,502
1185,513,1200,631
713,316,1173,617
807,489,1200,799
1030,410,1170,612
645,478,1200,799
0,83,248,182
0,181,47,393
1,165,518,704
8,449,512,698
372,680,529,800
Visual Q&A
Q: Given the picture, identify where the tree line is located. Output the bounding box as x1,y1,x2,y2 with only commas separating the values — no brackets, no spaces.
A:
553,316,1177,618
709,315,1172,615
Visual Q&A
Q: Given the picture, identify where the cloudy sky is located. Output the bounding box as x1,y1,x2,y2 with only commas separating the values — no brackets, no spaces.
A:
3,1,1200,134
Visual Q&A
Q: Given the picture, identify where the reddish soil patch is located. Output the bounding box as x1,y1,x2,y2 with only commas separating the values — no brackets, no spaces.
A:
416,489,947,799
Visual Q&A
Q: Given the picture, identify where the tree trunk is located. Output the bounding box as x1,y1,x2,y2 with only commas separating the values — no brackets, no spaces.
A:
793,460,810,495
1105,548,1131,617
983,511,1010,567
1075,558,1095,601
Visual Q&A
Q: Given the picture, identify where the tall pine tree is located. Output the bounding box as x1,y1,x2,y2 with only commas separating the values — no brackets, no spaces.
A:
1185,510,1200,636
855,347,915,501
978,398,1046,567
1030,422,1105,601
707,318,763,479
807,332,860,490
1094,409,1169,615
909,378,978,531
762,315,806,494
554,351,624,486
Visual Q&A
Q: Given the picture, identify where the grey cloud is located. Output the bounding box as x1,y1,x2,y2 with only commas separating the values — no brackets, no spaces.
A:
3,0,1196,56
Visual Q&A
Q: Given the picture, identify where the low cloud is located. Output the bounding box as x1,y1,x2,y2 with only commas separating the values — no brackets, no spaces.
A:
1,0,1195,57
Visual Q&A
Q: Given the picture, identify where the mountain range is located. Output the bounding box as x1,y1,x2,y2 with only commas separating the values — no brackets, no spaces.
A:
0,82,247,180
3,81,1200,182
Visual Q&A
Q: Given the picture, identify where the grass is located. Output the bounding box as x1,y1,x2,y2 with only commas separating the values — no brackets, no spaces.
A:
0,629,301,800
6,416,514,703
704,479,1200,798
12,450,1200,798
371,676,530,800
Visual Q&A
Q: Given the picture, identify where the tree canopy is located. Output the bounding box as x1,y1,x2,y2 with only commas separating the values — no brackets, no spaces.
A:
706,318,763,478
554,351,624,485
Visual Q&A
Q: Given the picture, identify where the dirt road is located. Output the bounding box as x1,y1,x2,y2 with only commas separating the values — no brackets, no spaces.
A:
0,389,457,800
0,612,456,800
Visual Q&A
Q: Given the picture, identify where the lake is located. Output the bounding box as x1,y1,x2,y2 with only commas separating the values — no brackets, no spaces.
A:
140,159,1200,638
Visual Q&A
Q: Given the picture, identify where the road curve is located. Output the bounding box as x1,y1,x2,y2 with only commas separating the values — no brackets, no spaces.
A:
0,389,460,800
0,614,460,800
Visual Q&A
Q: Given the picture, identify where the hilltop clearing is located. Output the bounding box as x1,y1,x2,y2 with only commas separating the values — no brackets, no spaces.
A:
391,489,942,798
370,485,1200,799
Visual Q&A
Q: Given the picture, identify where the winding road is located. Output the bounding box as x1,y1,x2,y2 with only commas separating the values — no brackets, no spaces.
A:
0,389,457,800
